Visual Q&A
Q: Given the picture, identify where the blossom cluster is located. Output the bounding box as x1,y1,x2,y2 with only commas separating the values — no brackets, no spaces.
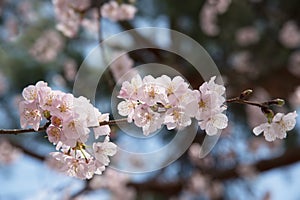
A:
19,81,117,179
101,1,137,22
253,111,298,142
52,0,91,38
52,0,137,38
200,0,232,36
117,74,228,136
29,30,64,63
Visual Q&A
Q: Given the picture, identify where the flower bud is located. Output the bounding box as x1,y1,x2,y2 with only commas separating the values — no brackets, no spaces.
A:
239,89,253,99
266,98,285,106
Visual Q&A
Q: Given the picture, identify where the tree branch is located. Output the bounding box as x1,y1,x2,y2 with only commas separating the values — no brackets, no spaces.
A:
212,146,300,180
0,118,128,135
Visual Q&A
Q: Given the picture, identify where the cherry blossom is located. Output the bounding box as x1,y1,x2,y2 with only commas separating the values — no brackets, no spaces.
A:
199,0,231,36
48,136,116,179
101,1,137,22
118,75,228,136
132,104,164,135
90,168,136,200
253,111,298,141
29,30,64,63
0,140,22,164
118,74,143,100
235,26,260,46
19,81,117,179
288,50,300,77
52,0,93,38
109,51,136,84
19,101,42,131
93,136,117,166
187,77,228,135
0,70,8,96
279,21,300,49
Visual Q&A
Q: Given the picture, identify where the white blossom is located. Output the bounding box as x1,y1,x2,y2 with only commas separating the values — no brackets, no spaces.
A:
253,111,297,141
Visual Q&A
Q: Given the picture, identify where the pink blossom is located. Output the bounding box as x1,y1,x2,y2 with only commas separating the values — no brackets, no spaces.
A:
5,18,19,41
132,104,164,135
20,81,116,179
52,0,91,38
19,101,42,131
118,74,143,100
29,30,64,63
289,86,300,109
93,136,117,165
0,71,8,96
156,75,189,104
0,140,22,164
62,116,90,147
22,81,48,103
90,168,136,200
164,106,192,130
199,3,219,36
208,0,232,14
253,111,298,141
139,75,168,106
235,26,259,46
117,100,136,122
279,21,300,48
101,1,137,21
93,113,111,139
118,75,228,136
288,50,300,77
46,125,62,144
109,52,135,84
63,59,77,81
199,0,231,36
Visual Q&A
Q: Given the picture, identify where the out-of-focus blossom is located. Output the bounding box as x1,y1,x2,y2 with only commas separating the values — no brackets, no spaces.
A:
188,143,215,168
52,74,67,88
200,3,219,36
288,50,300,77
200,0,232,36
253,111,297,142
52,0,91,38
29,30,64,63
90,168,136,200
5,18,19,42
18,1,37,23
279,21,300,48
208,0,231,14
63,59,77,81
237,164,257,179
81,9,99,36
0,71,8,96
109,51,136,84
230,51,258,77
235,26,260,46
188,172,209,194
289,86,300,109
0,139,22,164
208,181,224,200
101,1,137,21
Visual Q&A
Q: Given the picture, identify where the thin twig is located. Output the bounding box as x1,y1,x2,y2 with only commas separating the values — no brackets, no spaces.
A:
0,118,128,135
226,97,267,109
